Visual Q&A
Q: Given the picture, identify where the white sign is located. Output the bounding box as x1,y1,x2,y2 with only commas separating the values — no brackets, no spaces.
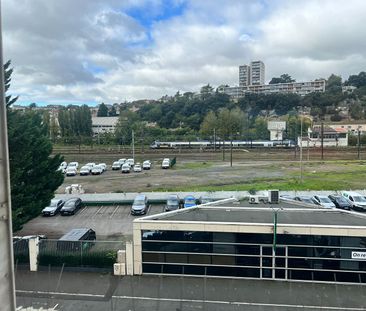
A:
352,251,366,259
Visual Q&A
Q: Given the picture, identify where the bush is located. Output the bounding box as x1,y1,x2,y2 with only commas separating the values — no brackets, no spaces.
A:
38,250,117,268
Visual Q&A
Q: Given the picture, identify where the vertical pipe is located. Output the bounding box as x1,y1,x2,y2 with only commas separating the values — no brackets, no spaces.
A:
321,122,324,160
0,1,17,308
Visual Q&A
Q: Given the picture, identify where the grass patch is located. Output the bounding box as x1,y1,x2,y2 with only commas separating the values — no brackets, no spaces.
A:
155,166,366,192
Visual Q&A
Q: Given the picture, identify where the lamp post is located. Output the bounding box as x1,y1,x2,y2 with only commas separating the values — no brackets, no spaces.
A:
271,206,283,279
300,108,303,183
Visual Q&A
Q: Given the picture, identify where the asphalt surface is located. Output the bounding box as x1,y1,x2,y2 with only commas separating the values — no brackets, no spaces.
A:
16,204,165,240
16,270,366,311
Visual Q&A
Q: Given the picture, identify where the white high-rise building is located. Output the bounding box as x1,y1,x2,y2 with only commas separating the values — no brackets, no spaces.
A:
250,60,265,85
239,65,251,87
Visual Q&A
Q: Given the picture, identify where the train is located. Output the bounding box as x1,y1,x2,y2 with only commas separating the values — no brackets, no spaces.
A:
150,140,296,149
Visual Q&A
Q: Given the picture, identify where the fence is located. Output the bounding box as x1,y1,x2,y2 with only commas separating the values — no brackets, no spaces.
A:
38,239,124,270
13,239,30,265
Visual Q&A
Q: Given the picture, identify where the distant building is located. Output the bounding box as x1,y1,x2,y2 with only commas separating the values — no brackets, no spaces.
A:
239,65,251,87
298,125,348,147
219,80,326,99
92,117,119,136
268,121,286,141
327,123,366,135
250,60,265,85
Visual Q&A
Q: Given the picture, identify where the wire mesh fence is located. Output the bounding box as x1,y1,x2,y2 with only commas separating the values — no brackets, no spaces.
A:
13,239,30,265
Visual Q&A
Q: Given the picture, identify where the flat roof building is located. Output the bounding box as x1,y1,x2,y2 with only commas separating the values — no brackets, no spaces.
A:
250,60,265,85
133,204,366,284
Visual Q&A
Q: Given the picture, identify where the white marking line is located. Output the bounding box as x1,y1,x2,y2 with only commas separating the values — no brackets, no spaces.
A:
110,205,120,219
15,290,366,310
78,207,87,214
92,206,103,218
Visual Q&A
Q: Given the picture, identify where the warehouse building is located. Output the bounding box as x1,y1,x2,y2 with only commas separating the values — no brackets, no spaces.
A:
133,204,366,284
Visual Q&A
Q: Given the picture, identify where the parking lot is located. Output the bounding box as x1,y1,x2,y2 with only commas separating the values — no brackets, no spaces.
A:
16,204,165,240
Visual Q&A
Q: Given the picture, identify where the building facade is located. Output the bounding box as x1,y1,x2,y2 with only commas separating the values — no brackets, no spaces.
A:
92,116,119,135
133,206,366,284
218,79,326,99
250,60,265,85
298,126,348,147
239,65,251,87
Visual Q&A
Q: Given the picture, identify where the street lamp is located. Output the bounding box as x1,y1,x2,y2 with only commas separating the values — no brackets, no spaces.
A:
271,206,283,279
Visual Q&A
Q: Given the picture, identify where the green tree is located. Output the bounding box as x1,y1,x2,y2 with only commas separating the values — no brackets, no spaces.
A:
4,62,64,230
4,60,18,107
345,72,366,88
97,103,109,117
200,110,218,136
326,74,342,94
269,74,295,84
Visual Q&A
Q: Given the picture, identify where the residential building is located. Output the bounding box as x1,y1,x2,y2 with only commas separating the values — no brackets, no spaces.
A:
92,116,119,135
250,60,265,85
239,65,251,87
298,125,348,147
218,79,326,98
327,123,366,135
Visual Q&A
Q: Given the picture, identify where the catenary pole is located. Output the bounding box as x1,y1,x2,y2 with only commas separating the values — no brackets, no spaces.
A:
0,0,17,309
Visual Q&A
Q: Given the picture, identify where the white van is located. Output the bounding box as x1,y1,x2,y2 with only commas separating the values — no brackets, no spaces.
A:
342,191,366,211
161,158,170,169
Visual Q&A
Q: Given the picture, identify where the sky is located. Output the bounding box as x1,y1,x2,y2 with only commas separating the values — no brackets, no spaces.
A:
3,0,366,106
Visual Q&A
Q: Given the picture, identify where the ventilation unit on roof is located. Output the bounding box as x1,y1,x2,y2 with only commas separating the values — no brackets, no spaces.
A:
249,195,260,204
268,190,279,204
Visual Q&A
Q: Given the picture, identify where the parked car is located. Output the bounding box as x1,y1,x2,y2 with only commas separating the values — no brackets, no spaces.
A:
121,163,131,173
183,195,197,208
165,194,180,211
58,161,67,173
99,163,107,172
79,165,90,176
65,166,77,176
68,162,79,169
91,165,103,175
131,194,149,215
328,195,352,210
126,158,135,167
57,228,96,251
42,199,65,216
312,195,336,208
60,198,82,215
134,164,142,172
85,162,96,169
112,161,122,170
118,158,126,165
143,160,151,170
342,191,366,211
294,196,315,205
161,158,170,169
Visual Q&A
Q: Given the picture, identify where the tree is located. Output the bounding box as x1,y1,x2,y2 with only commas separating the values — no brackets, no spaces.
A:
326,74,342,94
4,62,64,230
4,60,18,107
97,103,109,117
109,105,117,116
345,72,366,88
269,74,295,84
200,111,218,136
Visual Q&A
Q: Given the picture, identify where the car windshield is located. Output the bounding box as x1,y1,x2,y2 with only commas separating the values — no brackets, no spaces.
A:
185,198,195,204
168,198,178,205
65,201,75,207
301,198,313,203
113,162,119,165
49,200,58,207
134,199,145,205
319,197,332,203
337,197,349,204
353,196,366,203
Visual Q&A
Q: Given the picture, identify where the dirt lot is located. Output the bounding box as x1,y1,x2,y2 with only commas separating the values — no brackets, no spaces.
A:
58,147,366,193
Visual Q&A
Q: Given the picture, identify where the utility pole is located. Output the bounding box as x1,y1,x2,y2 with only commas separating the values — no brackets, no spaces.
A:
132,129,135,161
0,0,17,307
213,128,216,152
230,136,233,167
358,128,361,160
300,109,303,182
321,122,324,160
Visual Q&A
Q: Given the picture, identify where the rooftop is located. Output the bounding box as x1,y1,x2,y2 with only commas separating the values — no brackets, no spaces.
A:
139,202,366,228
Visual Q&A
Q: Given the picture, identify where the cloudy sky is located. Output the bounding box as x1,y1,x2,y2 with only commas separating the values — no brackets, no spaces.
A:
3,0,366,106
